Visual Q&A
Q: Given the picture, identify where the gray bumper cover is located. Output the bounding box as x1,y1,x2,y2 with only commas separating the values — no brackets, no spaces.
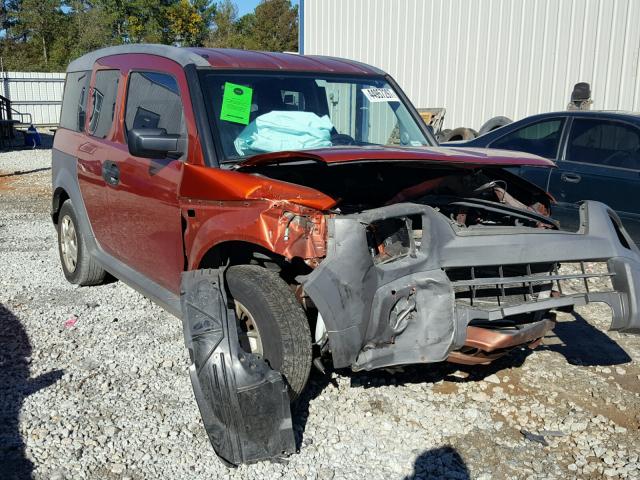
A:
300,201,640,370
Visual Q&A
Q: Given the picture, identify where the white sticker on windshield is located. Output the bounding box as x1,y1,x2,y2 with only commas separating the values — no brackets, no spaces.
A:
362,87,400,103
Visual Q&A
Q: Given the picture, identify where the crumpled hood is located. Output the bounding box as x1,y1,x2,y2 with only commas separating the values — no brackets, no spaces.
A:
235,145,556,169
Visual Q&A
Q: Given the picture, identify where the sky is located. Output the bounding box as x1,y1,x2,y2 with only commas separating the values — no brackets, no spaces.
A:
237,0,300,17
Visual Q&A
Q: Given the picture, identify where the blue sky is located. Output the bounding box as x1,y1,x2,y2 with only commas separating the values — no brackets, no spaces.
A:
237,0,299,17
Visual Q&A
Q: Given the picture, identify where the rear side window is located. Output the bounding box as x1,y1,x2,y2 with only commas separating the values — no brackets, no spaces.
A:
88,70,120,139
125,72,185,138
60,71,90,132
490,119,564,159
566,119,640,170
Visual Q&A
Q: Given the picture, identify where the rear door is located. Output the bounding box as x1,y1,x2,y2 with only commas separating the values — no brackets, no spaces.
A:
487,116,567,190
102,56,191,293
547,117,640,239
76,68,120,256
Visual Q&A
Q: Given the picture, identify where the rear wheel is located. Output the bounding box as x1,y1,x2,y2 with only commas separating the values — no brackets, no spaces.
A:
57,200,106,286
226,265,312,401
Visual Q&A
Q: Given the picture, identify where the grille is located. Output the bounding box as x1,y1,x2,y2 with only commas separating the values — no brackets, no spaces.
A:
445,261,614,309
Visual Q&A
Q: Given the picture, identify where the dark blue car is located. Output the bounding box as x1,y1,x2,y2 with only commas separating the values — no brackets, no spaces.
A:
443,111,640,242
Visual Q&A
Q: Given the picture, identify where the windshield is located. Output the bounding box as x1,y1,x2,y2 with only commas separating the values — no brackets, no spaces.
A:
199,72,432,162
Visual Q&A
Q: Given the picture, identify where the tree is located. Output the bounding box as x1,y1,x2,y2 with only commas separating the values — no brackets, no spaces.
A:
251,0,298,52
0,0,300,72
65,1,119,60
1,0,21,35
206,0,242,48
17,0,65,67
166,0,215,46
235,12,257,49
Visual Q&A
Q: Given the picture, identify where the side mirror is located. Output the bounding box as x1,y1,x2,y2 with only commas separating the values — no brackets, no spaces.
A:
127,128,182,159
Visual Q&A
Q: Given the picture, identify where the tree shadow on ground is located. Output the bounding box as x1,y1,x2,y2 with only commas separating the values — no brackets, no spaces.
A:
403,445,470,480
0,304,63,480
539,311,631,366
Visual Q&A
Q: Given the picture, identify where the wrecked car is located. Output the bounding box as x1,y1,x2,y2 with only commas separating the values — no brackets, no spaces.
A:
52,45,640,466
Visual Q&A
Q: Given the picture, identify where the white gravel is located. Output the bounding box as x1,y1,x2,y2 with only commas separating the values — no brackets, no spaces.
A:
1,147,640,479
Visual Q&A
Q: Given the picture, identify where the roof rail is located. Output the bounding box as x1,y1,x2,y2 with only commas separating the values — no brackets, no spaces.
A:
67,44,211,72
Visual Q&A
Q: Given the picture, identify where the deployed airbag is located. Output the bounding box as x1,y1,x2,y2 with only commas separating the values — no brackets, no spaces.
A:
234,111,333,155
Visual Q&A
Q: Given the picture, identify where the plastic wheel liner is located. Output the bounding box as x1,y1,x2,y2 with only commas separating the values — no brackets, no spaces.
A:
180,269,295,466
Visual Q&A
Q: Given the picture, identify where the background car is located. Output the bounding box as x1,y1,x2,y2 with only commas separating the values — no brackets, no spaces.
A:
442,111,640,242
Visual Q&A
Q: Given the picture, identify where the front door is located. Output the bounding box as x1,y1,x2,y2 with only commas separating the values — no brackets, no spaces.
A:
547,118,640,240
99,55,191,293
487,117,566,191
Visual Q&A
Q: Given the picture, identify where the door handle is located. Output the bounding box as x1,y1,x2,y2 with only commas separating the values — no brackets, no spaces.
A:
560,172,581,183
102,160,120,186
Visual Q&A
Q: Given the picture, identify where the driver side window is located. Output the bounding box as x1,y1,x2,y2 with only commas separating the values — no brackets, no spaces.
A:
125,71,186,151
566,119,640,170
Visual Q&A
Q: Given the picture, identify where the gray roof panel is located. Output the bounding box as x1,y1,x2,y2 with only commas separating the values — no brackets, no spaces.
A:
66,44,211,72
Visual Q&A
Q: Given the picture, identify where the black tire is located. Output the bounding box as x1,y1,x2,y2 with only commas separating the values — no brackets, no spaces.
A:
442,127,478,142
57,200,106,286
226,265,312,401
478,116,512,136
437,128,452,143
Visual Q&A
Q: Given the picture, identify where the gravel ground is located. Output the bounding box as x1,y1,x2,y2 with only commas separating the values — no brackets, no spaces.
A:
1,147,640,480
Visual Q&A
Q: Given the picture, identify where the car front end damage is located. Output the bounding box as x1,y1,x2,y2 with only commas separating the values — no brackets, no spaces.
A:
300,200,640,372
179,146,640,465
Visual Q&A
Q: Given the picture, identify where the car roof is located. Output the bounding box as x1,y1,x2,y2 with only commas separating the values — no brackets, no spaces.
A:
518,110,640,122
67,44,385,76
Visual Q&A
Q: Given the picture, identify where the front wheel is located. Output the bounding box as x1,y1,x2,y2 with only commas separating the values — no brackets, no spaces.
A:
57,200,106,286
226,265,312,401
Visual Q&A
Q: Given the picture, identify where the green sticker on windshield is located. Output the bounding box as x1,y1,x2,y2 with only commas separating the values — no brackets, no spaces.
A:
220,82,253,125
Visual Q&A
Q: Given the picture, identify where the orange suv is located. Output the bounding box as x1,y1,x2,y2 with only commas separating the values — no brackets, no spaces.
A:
52,45,640,465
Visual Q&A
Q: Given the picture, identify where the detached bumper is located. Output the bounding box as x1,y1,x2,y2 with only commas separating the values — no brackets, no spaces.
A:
300,201,640,371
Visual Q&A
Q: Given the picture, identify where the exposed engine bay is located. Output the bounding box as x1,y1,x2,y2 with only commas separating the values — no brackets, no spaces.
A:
239,161,557,230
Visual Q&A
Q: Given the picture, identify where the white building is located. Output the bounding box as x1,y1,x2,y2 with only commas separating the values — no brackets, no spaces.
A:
300,0,640,130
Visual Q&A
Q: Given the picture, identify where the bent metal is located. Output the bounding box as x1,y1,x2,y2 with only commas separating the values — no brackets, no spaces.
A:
51,44,640,466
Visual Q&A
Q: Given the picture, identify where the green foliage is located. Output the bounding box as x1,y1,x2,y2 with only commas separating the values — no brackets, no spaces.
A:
251,0,298,52
0,0,299,72
206,0,243,48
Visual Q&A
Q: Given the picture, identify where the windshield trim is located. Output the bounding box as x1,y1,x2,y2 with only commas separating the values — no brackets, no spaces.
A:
196,68,437,166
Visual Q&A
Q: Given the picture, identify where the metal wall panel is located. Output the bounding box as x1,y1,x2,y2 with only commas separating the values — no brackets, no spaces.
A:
303,0,640,130
1,71,66,125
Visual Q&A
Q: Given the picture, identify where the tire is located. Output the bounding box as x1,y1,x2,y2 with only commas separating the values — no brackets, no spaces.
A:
226,265,312,401
57,200,106,286
437,128,452,143
478,116,512,136
442,127,478,142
